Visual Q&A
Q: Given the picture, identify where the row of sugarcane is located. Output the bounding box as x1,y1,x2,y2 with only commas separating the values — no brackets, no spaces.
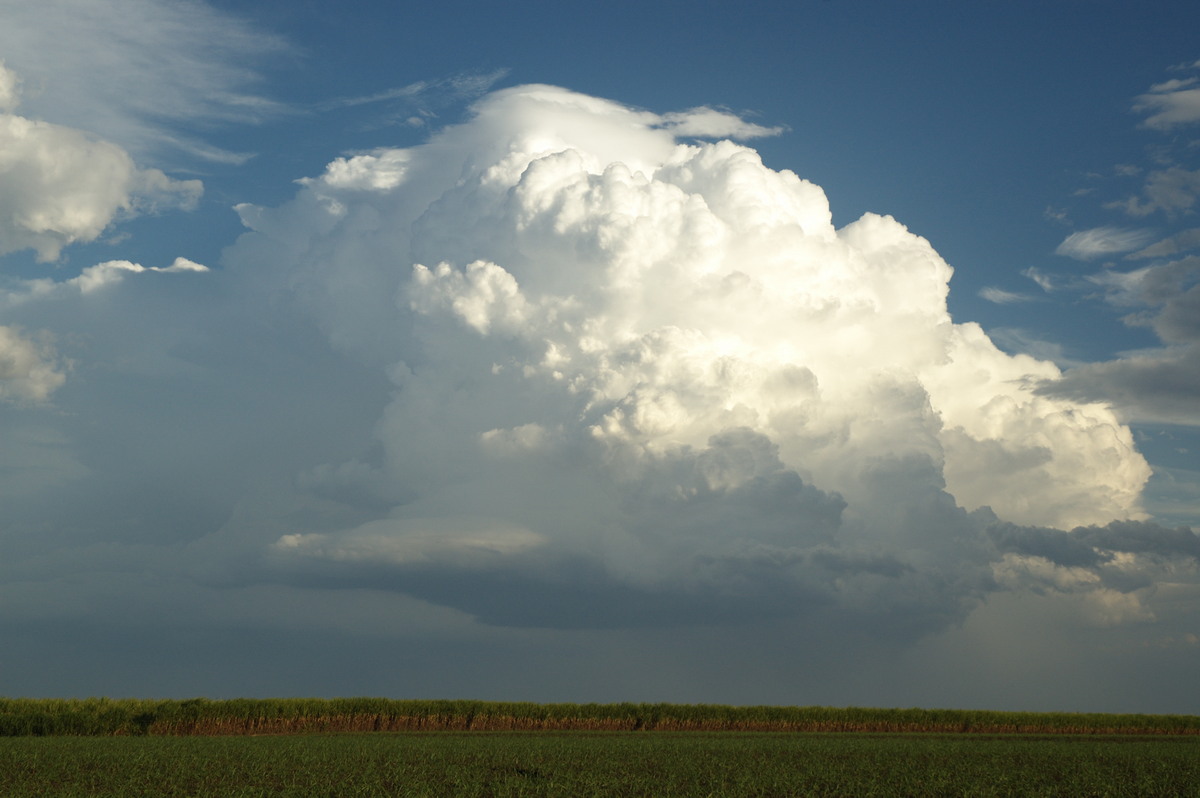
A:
2,697,1198,736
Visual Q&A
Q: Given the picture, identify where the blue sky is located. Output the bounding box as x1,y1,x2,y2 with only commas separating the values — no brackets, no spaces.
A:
1,0,1199,711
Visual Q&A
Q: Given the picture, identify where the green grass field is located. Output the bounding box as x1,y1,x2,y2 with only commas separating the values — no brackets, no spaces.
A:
2,731,1198,797
3,700,1197,796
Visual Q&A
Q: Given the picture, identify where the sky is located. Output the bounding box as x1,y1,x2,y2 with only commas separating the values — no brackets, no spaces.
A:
1,0,1199,713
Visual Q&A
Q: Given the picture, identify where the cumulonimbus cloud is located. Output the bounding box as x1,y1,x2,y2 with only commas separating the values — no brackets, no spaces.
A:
222,85,1162,630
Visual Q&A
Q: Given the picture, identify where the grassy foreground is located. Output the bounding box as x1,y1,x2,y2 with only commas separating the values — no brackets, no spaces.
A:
2,732,1198,797
2,697,1198,736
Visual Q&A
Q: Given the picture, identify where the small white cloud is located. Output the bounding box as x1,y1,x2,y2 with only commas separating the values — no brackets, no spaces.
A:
160,257,209,273
1022,267,1055,292
979,287,1033,304
1055,226,1158,260
0,326,66,403
1044,205,1070,224
1147,77,1199,94
0,91,202,261
480,423,557,455
65,258,210,293
306,150,412,192
1135,85,1200,130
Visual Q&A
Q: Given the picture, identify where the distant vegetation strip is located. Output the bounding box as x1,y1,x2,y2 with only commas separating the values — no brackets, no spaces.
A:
2,698,1197,736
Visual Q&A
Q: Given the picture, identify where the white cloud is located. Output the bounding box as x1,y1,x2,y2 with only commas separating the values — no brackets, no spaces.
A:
1055,226,1158,260
1135,84,1200,130
221,85,1158,632
0,326,65,403
0,66,202,261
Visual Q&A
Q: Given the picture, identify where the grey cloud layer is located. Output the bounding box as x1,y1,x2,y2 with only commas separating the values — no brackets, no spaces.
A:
1039,252,1200,426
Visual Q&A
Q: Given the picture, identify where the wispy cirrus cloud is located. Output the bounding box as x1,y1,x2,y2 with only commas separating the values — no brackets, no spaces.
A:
1023,267,1056,292
1055,226,1158,260
979,286,1038,305
0,0,290,165
315,69,510,116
